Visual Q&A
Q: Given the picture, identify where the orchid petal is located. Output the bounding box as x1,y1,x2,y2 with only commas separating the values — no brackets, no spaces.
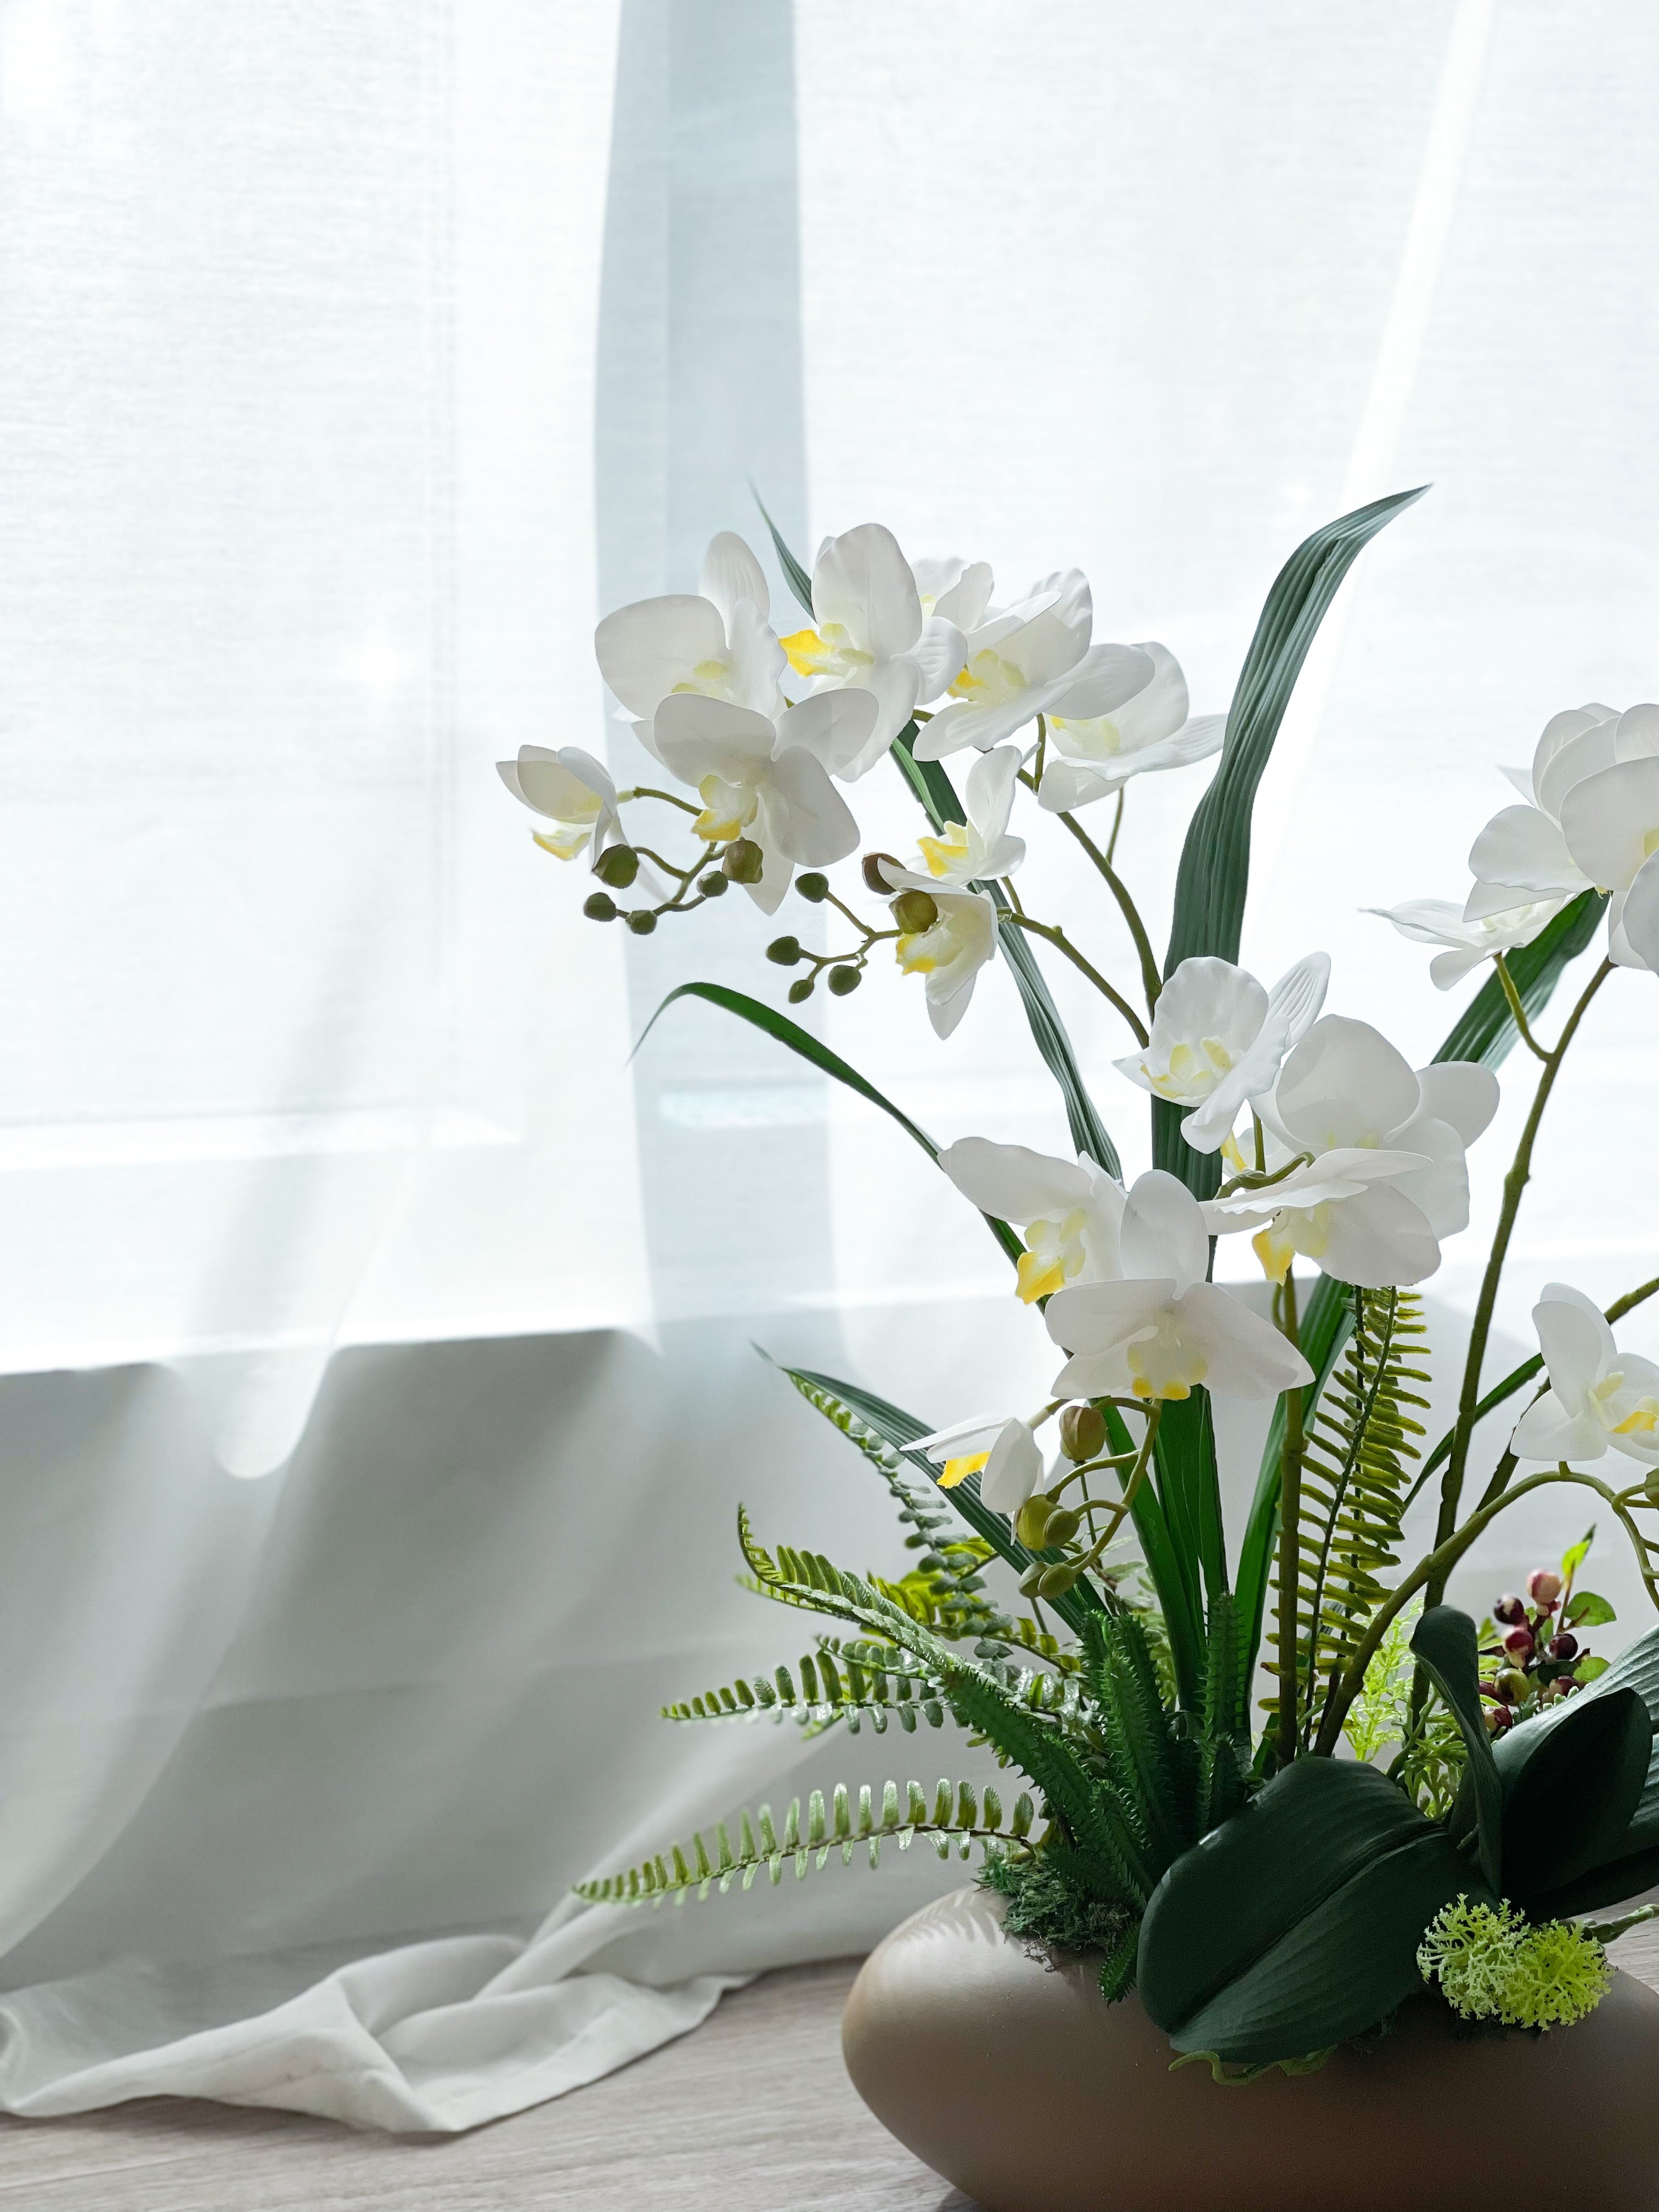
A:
1176,1282,1315,1397
1561,756,1659,892
699,531,770,630
1511,1392,1610,1464
775,686,880,778
812,523,922,661
595,594,727,718
1414,1062,1499,1147
651,693,776,784
938,1137,1096,1224
1271,1016,1421,1153
1533,1287,1614,1410
1468,806,1585,899
1121,1171,1210,1298
759,747,860,866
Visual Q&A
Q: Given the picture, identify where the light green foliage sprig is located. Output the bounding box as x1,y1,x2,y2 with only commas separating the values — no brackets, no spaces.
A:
1416,1896,1611,2031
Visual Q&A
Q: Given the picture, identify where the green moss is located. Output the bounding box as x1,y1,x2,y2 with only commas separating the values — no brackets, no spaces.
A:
979,1847,1134,1967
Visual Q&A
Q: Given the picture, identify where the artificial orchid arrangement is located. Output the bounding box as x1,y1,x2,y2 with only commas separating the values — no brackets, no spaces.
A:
509,492,1659,2072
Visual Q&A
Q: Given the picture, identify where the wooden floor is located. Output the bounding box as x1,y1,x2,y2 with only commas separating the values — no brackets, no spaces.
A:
0,1926,1653,2211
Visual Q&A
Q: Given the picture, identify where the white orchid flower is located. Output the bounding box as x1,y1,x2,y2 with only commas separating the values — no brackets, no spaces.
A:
912,556,995,635
1511,1283,1659,1468
1459,704,1658,927
1559,720,1659,964
938,1137,1126,1305
778,524,967,778
913,1413,1045,1513
1370,896,1572,989
1623,855,1659,974
649,689,871,916
903,746,1026,885
881,871,997,1037
595,532,786,726
1045,1172,1313,1404
495,744,622,866
1038,643,1225,812
1113,953,1329,1154
1220,1016,1498,1286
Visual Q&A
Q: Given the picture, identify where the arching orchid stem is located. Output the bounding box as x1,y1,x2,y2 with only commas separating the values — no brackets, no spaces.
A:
1105,786,1126,867
1319,1458,1659,1754
1001,913,1150,1047
1493,951,1549,1062
1081,1403,1163,1563
1274,1263,1305,1770
1014,767,1162,1012
616,785,701,816
1426,958,1614,1609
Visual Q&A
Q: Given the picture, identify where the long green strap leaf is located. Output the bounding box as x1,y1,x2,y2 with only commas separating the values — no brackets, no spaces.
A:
752,487,816,616
1153,1389,1228,1615
1103,1406,1206,1713
891,727,1123,1178
636,981,1022,1267
1411,1605,1503,1891
1155,486,1428,1195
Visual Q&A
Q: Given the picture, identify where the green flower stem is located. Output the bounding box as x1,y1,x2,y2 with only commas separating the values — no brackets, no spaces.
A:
1317,1460,1657,1754
1001,913,1150,1047
1426,959,1613,1610
1082,1404,1163,1564
1216,1152,1315,1201
1105,786,1126,867
1493,951,1549,1061
1018,769,1163,1013
1583,1902,1659,1945
1031,713,1047,789
616,785,700,815
1274,1263,1306,1770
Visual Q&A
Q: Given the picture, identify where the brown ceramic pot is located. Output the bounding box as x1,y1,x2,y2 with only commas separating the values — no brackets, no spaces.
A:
842,1886,1659,2212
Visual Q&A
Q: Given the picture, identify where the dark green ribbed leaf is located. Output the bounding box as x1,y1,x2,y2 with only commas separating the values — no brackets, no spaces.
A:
890,729,1122,1179
1102,1405,1205,1714
1152,1388,1227,1615
1496,1685,1651,1909
637,982,1020,1268
1138,1754,1489,2066
1156,486,1427,1195
752,489,816,616
1411,1605,1502,1890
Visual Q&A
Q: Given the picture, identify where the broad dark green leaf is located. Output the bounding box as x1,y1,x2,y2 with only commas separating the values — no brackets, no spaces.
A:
1496,1684,1651,1908
751,489,816,616
1156,486,1427,1195
1537,1844,1659,1919
1412,1605,1503,1889
637,981,1022,1268
1235,1273,1353,1691
891,728,1122,1178
1138,1755,1487,2065
1494,1622,1659,1909
781,1363,1105,1636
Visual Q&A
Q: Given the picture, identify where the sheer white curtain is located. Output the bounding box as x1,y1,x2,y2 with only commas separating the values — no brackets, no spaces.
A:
0,0,1654,2130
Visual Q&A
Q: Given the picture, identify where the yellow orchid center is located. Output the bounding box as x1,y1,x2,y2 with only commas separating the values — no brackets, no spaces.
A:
669,656,737,698
917,822,971,878
949,648,1025,706
1125,1313,1209,1402
1014,1209,1090,1305
692,773,759,843
1252,1203,1332,1285
1141,1037,1235,1102
778,623,872,681
938,1451,990,1489
1048,712,1122,760
1615,1401,1659,1437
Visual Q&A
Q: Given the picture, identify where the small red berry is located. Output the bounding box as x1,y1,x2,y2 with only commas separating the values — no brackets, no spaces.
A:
1493,1594,1527,1627
1527,1569,1563,1609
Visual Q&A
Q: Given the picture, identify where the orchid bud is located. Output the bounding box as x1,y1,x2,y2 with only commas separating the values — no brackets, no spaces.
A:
1493,1595,1527,1627
582,891,618,922
1037,1562,1081,1599
1018,1560,1048,1598
723,838,764,884
862,852,902,895
766,935,802,966
1015,1496,1055,1549
1501,1625,1534,1658
1043,1507,1082,1547
827,965,862,996
625,910,657,935
795,872,829,903
699,871,728,898
1528,1569,1563,1609
1059,1403,1107,1462
891,888,939,934
1548,1632,1579,1662
787,977,814,1004
1495,1668,1531,1705
594,844,639,889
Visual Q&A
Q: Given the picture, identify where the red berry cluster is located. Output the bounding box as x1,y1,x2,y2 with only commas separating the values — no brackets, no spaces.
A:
1479,1567,1606,1734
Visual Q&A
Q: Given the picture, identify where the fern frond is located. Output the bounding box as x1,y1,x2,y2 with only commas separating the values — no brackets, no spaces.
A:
575,1778,1036,1907
1261,1290,1427,1750
662,1651,958,1737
